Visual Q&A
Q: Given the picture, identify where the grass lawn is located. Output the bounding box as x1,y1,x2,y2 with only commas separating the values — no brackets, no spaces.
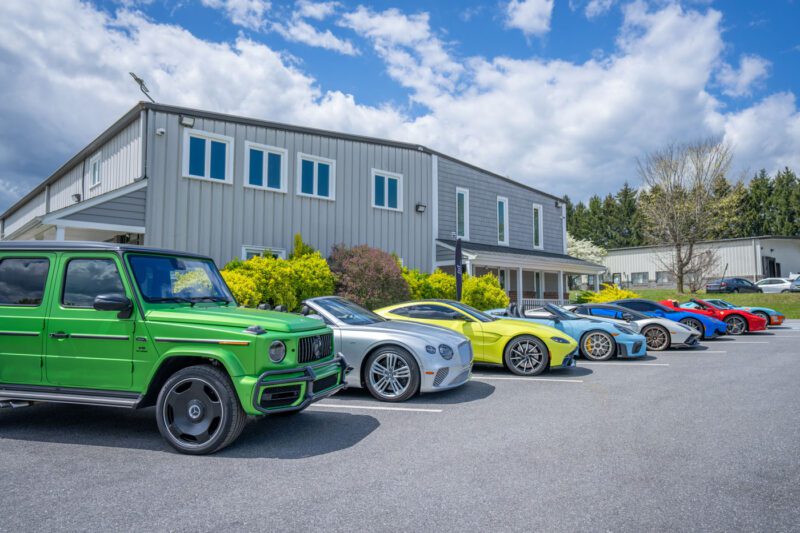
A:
570,288,800,319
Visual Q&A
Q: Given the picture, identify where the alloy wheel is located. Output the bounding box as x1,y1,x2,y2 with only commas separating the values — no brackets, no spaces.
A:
681,318,704,337
508,339,545,374
582,332,614,360
162,378,224,447
725,315,747,335
368,351,412,399
643,326,669,351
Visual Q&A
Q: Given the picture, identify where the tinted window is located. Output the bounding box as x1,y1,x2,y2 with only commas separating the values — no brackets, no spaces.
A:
0,258,50,306
619,301,652,312
62,259,125,308
393,304,459,320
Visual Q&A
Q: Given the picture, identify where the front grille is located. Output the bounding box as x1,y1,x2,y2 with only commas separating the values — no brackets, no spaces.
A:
458,342,473,365
617,343,628,357
433,368,449,387
312,373,339,394
260,385,302,408
298,333,333,363
633,341,643,353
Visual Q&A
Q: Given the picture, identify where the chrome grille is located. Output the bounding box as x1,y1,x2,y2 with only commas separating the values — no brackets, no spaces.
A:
433,368,449,387
458,341,473,365
297,333,333,363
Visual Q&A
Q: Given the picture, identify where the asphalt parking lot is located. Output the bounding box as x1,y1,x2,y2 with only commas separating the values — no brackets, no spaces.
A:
2,323,800,532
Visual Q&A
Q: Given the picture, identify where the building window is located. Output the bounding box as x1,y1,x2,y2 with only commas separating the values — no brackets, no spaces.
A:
631,272,649,285
612,273,622,285
456,187,469,240
532,203,543,249
89,152,102,189
497,196,509,246
655,271,672,284
244,142,287,192
182,129,233,183
297,153,335,200
241,245,287,260
372,169,402,211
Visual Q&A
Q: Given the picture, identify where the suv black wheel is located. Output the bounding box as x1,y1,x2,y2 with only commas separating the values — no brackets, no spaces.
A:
156,365,247,455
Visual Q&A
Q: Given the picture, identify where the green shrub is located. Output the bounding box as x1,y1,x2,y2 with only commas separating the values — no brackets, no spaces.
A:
290,251,336,303
223,255,297,309
423,269,457,300
575,283,639,303
329,244,410,309
221,270,260,307
401,266,428,300
290,233,316,259
462,273,509,310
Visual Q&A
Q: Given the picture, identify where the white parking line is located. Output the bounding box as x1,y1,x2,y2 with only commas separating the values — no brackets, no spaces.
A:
311,403,443,413
724,341,769,344
668,350,727,354
579,362,670,366
472,375,584,383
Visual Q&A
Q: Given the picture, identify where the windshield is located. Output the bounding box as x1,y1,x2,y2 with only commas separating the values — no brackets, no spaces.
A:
447,301,498,323
595,305,648,320
710,300,735,309
313,297,385,325
127,254,234,305
542,303,580,320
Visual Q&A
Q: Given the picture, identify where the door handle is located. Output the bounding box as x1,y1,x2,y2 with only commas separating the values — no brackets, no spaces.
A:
49,332,69,339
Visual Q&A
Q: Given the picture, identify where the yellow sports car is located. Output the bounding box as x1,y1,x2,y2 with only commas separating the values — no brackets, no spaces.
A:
375,300,578,376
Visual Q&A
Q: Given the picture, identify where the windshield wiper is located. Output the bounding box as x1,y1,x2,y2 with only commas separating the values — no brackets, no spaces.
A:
188,296,233,306
148,297,194,305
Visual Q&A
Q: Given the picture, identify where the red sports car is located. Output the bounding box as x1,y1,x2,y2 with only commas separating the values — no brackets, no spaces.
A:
661,299,768,335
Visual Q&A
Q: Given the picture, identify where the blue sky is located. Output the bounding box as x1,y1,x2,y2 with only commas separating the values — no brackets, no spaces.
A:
1,0,799,212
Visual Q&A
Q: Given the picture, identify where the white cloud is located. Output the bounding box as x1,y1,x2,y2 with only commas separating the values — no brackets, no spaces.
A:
717,54,771,97
0,0,799,214
585,0,615,19
273,0,358,55
200,0,271,30
504,0,555,37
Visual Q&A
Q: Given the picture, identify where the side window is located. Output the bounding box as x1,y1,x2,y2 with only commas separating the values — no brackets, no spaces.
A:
410,304,461,320
622,301,650,312
62,259,125,308
0,258,50,306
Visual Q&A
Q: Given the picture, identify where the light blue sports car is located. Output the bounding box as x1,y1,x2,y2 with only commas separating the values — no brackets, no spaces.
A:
487,303,648,361
689,298,786,327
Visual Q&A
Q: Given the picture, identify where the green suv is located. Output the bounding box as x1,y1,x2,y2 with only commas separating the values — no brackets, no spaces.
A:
0,242,348,454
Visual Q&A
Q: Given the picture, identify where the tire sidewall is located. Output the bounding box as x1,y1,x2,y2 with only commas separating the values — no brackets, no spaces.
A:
363,346,420,402
680,317,705,338
754,311,769,324
725,315,747,335
503,335,550,376
580,330,616,361
642,325,670,351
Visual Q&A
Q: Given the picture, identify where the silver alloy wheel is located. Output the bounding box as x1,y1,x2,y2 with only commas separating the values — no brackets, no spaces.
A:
582,331,614,360
643,326,669,351
754,311,769,325
507,339,545,375
681,318,704,337
368,351,412,399
725,315,747,335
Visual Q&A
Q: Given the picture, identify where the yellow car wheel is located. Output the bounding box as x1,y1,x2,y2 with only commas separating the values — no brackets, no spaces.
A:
503,335,549,376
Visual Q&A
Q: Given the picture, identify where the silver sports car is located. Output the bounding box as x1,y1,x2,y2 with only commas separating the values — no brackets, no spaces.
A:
565,303,702,351
302,296,473,402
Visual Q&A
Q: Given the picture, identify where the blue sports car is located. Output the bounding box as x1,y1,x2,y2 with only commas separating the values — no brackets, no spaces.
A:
613,298,727,340
691,298,785,327
487,303,648,361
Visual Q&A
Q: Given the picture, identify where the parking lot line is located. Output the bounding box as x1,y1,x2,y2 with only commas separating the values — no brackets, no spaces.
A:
578,362,669,366
667,350,727,354
311,403,443,413
472,375,584,383
726,341,769,344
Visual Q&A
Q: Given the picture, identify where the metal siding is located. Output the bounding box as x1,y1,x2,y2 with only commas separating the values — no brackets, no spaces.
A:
49,165,84,211
762,239,800,277
436,158,564,254
144,111,433,269
62,189,146,227
85,116,142,200
4,190,47,235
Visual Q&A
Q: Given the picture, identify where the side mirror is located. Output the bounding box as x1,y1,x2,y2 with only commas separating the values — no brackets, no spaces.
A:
622,312,634,322
93,293,133,318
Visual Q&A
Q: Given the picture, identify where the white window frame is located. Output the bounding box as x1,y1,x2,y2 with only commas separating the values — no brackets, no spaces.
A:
241,245,287,260
371,168,403,212
296,152,336,201
532,203,544,250
88,152,102,189
497,196,509,246
243,141,288,193
456,187,470,240
182,128,234,184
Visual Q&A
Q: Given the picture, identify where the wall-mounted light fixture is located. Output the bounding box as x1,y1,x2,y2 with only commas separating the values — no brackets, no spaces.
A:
554,200,562,208
71,193,82,203
155,127,166,136
415,203,427,213
180,115,195,128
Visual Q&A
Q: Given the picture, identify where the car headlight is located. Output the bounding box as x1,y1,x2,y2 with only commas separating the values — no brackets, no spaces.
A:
425,345,437,354
438,344,454,360
269,340,286,363
551,336,571,344
614,324,636,335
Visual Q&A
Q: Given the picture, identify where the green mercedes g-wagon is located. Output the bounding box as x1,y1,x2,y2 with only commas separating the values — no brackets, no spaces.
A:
0,242,348,454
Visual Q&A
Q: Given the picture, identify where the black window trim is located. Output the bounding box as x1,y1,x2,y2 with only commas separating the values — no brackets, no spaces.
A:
0,256,51,308
60,256,127,310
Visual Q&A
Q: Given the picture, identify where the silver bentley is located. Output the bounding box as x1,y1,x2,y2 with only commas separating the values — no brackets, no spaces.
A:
302,296,473,402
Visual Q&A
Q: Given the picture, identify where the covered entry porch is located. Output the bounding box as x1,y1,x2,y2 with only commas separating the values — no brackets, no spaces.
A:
435,240,605,307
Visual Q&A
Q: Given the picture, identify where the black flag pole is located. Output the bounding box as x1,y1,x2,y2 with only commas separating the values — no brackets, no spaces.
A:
455,236,463,301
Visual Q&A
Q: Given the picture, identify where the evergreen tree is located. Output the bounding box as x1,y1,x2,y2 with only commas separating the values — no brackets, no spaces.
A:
742,170,773,236
613,182,643,247
769,168,799,236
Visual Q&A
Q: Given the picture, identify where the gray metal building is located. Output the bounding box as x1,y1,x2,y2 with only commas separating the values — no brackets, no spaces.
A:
0,102,602,304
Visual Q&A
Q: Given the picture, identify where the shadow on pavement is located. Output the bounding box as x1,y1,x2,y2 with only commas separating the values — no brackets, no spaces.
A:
0,403,379,458
471,363,594,378
330,379,496,405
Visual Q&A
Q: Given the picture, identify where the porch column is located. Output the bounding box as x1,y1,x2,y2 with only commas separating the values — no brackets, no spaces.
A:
55,226,65,241
517,267,523,305
558,270,564,302
540,272,546,299
594,274,601,292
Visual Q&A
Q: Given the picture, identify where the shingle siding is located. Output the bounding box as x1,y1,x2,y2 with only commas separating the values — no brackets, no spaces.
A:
436,157,564,255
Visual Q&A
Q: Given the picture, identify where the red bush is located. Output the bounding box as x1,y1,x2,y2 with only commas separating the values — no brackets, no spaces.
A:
329,244,410,310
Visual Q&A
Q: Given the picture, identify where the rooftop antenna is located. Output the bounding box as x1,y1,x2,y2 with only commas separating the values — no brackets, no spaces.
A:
129,72,155,103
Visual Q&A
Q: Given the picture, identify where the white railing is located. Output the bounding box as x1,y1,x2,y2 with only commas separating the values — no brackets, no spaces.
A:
519,298,569,309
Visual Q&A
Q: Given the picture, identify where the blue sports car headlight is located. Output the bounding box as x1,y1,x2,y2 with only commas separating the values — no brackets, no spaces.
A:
438,344,454,360
614,324,636,335
551,336,571,344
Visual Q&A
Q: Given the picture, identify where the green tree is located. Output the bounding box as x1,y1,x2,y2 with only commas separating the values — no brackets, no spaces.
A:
742,170,773,237
769,168,799,236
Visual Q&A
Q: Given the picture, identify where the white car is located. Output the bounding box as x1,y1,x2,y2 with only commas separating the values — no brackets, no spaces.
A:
755,278,792,293
565,303,702,351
